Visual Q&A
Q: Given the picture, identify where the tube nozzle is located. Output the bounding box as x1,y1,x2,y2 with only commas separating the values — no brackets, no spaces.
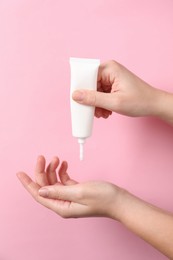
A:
78,138,85,160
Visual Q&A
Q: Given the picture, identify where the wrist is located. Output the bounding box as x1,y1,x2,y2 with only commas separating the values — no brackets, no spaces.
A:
151,88,173,125
110,188,148,226
108,186,131,222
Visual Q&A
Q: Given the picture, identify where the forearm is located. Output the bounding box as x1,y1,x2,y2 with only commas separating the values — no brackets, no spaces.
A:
115,190,173,258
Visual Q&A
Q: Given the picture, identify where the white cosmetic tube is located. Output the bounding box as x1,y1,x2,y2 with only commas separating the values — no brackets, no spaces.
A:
69,57,100,160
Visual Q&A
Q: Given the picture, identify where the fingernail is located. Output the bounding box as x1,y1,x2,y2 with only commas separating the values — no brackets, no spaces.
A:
72,90,85,101
39,188,49,197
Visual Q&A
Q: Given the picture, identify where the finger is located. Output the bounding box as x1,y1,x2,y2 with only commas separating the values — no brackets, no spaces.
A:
35,155,46,173
46,156,59,185
17,172,40,198
95,108,112,119
41,196,89,219
97,81,112,93
58,161,77,185
17,172,64,213
72,89,115,111
38,184,80,202
17,172,89,218
35,155,49,186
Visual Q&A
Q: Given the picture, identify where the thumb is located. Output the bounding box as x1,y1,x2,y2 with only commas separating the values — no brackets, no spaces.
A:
38,184,78,201
72,89,114,111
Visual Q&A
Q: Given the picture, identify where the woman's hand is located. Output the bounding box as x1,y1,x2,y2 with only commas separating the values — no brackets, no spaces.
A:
17,155,173,257
72,60,164,119
17,155,123,219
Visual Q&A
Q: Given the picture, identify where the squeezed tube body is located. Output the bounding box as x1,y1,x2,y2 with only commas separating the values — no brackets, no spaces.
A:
69,57,100,160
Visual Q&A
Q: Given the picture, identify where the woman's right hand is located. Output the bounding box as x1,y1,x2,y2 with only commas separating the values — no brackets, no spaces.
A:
72,60,164,119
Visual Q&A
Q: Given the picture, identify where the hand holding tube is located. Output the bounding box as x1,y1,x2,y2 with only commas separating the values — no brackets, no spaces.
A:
72,60,173,124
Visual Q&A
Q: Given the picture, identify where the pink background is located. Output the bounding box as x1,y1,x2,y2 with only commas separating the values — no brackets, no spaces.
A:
0,0,173,259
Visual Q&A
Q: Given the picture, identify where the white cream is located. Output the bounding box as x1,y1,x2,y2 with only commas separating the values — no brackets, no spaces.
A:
69,57,100,160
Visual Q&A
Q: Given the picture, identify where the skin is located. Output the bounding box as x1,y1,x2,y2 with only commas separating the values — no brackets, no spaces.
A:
17,156,123,219
17,60,173,258
72,60,173,124
17,156,173,258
